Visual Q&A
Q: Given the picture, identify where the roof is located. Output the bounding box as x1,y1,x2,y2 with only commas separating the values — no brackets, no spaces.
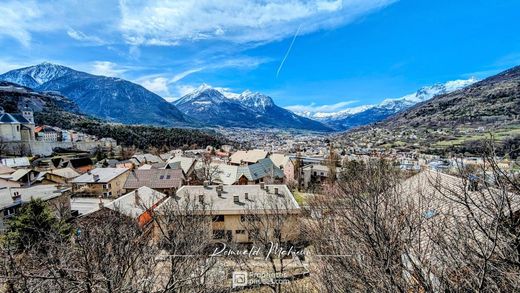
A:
48,167,80,179
0,113,31,124
4,169,33,182
105,186,167,218
269,154,291,168
230,150,268,165
124,169,184,190
237,158,284,181
0,185,70,210
166,156,196,174
0,165,16,175
400,170,520,262
158,184,300,215
132,154,164,165
211,163,239,185
1,157,30,168
72,168,129,184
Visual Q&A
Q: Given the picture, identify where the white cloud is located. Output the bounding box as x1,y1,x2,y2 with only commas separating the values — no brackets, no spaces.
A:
67,28,106,45
118,0,396,46
170,68,204,83
90,61,129,77
285,100,358,113
140,77,170,96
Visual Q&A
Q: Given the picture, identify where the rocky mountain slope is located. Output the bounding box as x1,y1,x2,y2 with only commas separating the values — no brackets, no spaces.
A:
380,66,520,129
174,84,332,131
299,78,477,131
0,62,189,126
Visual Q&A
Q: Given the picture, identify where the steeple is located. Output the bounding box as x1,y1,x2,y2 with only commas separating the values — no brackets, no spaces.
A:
22,103,34,124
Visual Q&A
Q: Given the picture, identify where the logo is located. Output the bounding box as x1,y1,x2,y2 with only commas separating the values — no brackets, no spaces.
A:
232,271,248,287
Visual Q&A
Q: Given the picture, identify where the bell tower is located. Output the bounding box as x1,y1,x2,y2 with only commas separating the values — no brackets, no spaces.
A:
22,104,34,124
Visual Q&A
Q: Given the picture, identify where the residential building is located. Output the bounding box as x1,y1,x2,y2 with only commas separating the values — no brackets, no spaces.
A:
156,184,300,243
72,168,130,198
124,169,184,196
102,186,167,227
43,167,80,185
0,157,31,168
269,154,296,183
0,169,39,188
35,125,59,142
165,156,197,182
0,185,71,232
229,149,268,165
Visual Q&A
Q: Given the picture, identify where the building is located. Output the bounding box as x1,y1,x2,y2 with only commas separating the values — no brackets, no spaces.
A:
165,156,197,181
35,125,59,142
0,157,31,168
236,158,284,185
0,185,71,232
269,154,296,183
302,164,342,188
72,168,130,198
43,167,81,185
156,184,300,243
102,186,168,227
124,169,184,196
0,106,35,142
229,150,268,165
0,169,39,188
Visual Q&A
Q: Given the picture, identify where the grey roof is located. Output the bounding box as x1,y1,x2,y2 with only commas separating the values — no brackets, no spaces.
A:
237,158,284,181
0,185,70,210
1,157,31,168
132,154,164,165
124,169,184,189
166,156,196,174
105,186,167,218
72,168,129,184
0,113,31,124
158,184,300,215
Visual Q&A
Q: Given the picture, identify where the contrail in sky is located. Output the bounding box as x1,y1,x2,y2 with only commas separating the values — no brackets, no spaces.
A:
276,24,302,78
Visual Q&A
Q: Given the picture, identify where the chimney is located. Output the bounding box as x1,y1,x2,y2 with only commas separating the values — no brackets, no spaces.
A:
233,195,240,204
244,192,249,200
98,196,104,208
203,180,209,187
93,174,100,182
217,189,222,197
11,191,21,204
198,194,204,204
265,186,269,193
260,182,265,189
274,187,279,195
134,189,140,206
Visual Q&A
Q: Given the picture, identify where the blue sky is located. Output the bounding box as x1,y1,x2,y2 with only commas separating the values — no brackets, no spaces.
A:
0,0,519,115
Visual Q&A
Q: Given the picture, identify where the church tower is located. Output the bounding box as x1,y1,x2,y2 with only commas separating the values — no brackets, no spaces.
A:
22,104,34,124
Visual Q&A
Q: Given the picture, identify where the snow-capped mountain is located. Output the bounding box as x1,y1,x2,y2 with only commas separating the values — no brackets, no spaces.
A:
299,78,477,131
0,62,188,126
174,84,331,131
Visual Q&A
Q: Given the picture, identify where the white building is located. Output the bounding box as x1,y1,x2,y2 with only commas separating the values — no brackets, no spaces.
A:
0,106,35,142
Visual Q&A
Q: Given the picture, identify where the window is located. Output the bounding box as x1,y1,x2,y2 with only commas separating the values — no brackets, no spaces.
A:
235,230,246,235
240,215,260,222
102,183,111,189
103,191,112,197
212,215,225,222
213,230,225,239
166,175,171,179
159,175,164,179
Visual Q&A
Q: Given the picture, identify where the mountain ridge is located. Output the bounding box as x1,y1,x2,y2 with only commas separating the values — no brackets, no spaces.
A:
0,62,189,127
174,84,332,131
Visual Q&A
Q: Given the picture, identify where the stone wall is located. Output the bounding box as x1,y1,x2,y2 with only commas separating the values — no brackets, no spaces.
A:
2,141,115,156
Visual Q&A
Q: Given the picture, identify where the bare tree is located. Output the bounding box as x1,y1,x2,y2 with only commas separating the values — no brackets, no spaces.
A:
239,189,306,292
